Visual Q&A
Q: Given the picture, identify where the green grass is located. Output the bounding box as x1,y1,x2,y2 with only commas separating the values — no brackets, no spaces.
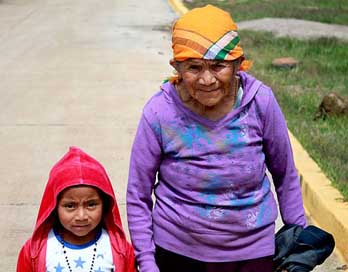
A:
238,30,348,200
185,0,348,25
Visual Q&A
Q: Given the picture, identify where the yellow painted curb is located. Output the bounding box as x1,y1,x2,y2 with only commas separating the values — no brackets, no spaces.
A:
167,0,348,264
168,0,188,15
289,131,348,263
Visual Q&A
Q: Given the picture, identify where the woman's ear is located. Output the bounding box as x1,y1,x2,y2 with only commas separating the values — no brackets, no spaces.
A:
169,59,183,83
234,58,242,70
169,59,178,70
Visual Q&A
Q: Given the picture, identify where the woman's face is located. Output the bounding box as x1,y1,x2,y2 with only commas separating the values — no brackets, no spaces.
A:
171,59,239,107
57,185,103,245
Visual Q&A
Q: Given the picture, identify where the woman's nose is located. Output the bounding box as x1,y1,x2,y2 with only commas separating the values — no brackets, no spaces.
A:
198,69,216,86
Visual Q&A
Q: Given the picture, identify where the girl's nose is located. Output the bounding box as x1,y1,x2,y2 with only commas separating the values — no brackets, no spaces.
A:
76,207,88,220
198,69,217,86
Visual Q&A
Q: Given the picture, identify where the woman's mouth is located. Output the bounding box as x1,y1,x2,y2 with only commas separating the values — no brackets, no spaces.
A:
197,87,220,92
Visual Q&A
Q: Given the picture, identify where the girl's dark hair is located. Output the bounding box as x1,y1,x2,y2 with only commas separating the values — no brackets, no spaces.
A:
98,189,111,217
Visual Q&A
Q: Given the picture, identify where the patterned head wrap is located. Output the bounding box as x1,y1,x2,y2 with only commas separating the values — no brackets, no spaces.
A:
171,4,252,71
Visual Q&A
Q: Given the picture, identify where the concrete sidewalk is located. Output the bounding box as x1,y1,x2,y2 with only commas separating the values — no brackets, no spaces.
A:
238,18,348,41
0,0,176,269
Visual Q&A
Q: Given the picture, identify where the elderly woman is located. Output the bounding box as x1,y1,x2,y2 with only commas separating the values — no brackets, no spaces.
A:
127,5,306,272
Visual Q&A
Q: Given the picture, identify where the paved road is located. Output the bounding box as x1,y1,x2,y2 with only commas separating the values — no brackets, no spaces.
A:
0,0,343,270
0,0,175,269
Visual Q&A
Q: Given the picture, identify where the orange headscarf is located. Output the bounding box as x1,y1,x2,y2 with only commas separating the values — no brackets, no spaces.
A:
171,4,252,71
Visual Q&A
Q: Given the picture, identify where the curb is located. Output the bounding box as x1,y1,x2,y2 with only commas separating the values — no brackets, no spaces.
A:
168,0,188,15
289,132,348,263
169,0,348,263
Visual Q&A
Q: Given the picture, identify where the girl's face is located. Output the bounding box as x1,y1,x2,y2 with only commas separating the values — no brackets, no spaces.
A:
171,59,240,107
57,185,103,245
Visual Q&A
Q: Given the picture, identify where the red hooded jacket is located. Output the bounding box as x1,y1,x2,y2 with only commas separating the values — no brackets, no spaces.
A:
17,147,136,272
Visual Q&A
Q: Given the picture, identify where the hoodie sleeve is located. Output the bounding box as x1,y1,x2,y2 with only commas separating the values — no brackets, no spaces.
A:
17,240,33,272
261,89,307,227
125,242,137,272
127,112,162,272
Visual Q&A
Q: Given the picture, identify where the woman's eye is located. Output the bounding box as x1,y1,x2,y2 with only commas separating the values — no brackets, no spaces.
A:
212,64,226,71
188,65,201,71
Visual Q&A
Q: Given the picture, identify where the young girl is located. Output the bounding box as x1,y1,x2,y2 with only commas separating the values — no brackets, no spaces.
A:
17,147,135,272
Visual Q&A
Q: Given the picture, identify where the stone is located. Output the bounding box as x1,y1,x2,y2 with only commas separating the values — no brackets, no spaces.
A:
272,57,299,68
314,92,348,120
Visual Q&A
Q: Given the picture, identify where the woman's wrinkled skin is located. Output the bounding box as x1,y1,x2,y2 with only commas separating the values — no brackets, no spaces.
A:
170,58,241,121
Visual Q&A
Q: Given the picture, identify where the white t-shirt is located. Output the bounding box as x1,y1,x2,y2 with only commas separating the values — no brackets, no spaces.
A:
46,228,114,272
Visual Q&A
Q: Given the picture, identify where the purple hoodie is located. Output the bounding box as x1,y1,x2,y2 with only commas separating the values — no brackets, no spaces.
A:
127,72,306,272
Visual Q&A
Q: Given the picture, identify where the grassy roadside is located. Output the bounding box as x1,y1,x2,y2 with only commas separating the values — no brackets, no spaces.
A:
183,1,348,199
239,30,348,199
185,0,348,25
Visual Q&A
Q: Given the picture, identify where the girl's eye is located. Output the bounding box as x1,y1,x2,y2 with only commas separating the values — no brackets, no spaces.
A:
63,203,76,209
87,201,98,208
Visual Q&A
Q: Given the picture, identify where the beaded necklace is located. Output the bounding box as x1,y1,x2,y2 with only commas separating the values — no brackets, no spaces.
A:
56,228,101,272
62,240,97,272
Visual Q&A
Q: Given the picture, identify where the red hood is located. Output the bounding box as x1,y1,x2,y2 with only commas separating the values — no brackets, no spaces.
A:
30,147,126,258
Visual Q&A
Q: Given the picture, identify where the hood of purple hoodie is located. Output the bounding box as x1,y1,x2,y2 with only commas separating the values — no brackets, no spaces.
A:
237,71,261,106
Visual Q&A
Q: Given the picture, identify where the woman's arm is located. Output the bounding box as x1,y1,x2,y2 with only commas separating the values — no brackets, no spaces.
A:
261,89,306,227
127,113,162,272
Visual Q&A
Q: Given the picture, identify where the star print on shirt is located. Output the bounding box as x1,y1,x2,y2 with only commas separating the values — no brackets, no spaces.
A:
54,262,64,272
94,267,104,272
74,256,86,268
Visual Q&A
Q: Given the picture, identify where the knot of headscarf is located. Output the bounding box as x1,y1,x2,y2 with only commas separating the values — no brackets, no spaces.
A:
171,4,252,71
